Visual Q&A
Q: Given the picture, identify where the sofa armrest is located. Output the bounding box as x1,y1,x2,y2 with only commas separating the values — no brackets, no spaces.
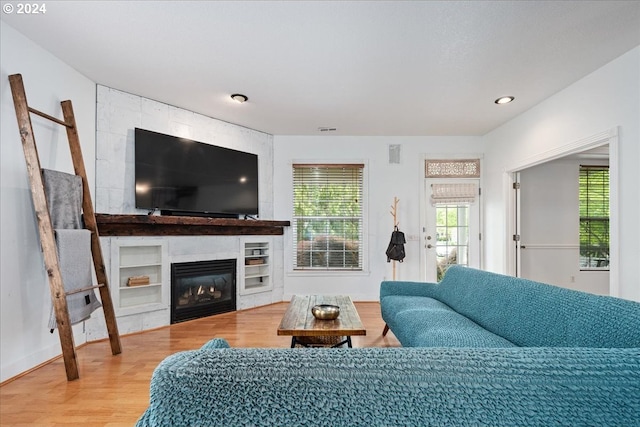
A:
380,280,439,299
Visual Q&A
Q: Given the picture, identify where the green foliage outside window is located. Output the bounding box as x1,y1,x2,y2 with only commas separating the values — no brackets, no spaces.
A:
579,166,609,269
293,166,363,270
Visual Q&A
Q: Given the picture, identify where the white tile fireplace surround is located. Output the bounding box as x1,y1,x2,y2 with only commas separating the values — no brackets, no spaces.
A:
84,86,283,340
85,235,284,340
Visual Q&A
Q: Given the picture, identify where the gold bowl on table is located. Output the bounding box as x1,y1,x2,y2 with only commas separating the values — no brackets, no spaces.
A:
311,304,340,320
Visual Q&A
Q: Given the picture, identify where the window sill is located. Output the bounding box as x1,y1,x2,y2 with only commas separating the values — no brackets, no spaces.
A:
287,269,370,278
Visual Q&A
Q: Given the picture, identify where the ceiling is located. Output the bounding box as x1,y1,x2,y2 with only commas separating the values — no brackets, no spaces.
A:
2,1,639,136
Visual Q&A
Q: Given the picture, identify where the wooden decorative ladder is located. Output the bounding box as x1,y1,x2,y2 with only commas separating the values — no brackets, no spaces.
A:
8,74,122,381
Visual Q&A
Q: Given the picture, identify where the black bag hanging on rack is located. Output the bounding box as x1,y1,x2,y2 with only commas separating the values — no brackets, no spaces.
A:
386,226,406,262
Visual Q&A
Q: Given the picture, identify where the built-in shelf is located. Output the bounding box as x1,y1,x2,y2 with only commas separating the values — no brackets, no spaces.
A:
120,283,162,291
111,239,168,315
240,238,273,295
95,214,290,236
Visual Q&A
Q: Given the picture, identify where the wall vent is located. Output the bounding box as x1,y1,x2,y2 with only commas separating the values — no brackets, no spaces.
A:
389,144,401,164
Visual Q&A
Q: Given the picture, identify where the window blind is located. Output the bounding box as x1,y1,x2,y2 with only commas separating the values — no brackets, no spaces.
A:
430,183,478,205
579,165,609,269
292,164,364,270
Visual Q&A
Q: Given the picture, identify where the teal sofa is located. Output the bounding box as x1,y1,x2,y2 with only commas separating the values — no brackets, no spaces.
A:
136,266,640,426
380,265,640,348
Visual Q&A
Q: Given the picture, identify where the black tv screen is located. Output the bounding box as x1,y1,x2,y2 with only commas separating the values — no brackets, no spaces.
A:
135,128,258,217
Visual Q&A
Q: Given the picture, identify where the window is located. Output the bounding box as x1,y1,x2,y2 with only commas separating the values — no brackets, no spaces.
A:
579,165,609,269
292,164,364,270
435,205,471,281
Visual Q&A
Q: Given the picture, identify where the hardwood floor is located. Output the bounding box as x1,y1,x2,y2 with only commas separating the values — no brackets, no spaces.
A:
0,302,399,427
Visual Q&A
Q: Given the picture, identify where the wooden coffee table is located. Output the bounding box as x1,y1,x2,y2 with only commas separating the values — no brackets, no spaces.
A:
277,295,366,348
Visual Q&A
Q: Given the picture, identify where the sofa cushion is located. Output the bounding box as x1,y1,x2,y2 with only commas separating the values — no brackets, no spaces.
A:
383,295,516,348
380,295,450,327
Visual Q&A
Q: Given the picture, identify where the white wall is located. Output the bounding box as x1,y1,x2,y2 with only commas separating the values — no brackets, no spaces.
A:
273,136,483,301
0,22,97,382
483,46,640,302
519,157,609,294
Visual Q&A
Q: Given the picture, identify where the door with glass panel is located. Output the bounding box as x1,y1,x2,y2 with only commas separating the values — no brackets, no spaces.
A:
424,180,480,282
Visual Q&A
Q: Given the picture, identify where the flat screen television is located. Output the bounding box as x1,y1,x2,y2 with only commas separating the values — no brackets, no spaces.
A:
134,128,258,218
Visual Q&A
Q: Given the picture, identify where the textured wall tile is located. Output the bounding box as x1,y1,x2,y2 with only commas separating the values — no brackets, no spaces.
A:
109,107,141,136
109,89,141,112
168,105,194,126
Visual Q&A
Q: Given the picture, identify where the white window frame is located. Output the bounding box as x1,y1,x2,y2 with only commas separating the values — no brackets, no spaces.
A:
288,160,369,276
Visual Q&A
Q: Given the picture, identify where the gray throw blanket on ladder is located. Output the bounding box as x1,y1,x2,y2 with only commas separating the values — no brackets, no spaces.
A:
42,169,102,330
48,229,102,329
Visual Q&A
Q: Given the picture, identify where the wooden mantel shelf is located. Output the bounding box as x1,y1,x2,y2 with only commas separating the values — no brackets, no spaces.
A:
94,214,290,236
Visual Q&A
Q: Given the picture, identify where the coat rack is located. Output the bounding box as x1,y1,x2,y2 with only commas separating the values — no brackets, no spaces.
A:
382,197,400,337
390,197,399,280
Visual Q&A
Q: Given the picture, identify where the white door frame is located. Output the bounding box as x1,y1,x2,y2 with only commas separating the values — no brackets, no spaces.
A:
513,172,521,278
424,179,481,282
504,128,619,296
420,154,483,282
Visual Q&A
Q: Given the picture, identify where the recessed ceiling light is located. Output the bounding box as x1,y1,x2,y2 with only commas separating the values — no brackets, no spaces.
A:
231,93,248,103
495,96,515,105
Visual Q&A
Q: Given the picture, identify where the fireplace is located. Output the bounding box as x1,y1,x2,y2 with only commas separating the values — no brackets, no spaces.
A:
171,259,236,324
